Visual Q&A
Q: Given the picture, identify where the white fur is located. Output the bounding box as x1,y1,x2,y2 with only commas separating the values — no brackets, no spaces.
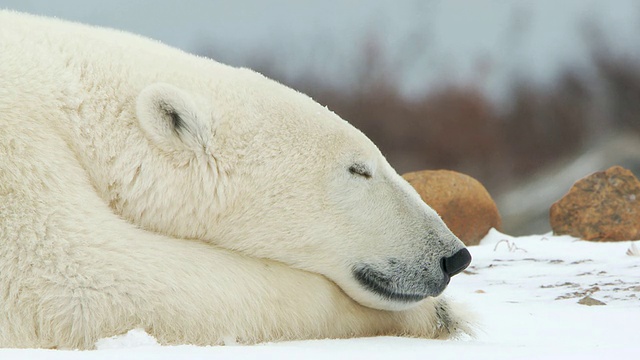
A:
0,11,472,349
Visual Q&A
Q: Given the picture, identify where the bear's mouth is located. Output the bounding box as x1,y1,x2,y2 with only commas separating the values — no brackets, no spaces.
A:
352,265,448,303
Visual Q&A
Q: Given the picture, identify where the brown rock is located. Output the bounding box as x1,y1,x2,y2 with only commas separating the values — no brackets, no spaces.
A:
577,296,606,306
403,170,501,246
550,166,640,241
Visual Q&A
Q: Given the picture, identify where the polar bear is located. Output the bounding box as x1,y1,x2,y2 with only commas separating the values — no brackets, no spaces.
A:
0,11,473,349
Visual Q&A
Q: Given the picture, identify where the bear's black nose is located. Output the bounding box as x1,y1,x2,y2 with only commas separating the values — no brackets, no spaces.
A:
441,248,472,277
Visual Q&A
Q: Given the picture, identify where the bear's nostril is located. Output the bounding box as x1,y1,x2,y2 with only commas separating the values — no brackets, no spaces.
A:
441,248,472,277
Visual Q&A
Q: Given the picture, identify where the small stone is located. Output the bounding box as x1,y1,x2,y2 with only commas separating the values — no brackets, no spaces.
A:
577,296,606,306
403,170,502,246
550,166,640,241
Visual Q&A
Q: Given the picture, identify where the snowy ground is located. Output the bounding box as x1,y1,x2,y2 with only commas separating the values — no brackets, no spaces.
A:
2,229,638,359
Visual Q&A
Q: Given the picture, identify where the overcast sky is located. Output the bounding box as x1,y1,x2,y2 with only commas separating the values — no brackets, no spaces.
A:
2,0,639,100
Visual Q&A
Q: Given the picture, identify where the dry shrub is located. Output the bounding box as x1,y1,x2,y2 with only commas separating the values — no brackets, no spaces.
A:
595,54,640,133
301,72,592,192
202,40,640,193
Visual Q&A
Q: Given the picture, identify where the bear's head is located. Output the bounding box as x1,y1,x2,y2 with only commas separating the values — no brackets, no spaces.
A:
133,67,470,311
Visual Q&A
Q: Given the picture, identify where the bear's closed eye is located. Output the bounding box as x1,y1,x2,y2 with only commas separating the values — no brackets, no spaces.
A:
349,163,371,179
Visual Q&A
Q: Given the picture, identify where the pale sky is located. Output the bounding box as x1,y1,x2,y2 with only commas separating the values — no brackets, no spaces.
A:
2,0,639,100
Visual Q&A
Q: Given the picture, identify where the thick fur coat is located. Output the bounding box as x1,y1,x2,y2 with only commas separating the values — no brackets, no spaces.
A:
0,11,472,349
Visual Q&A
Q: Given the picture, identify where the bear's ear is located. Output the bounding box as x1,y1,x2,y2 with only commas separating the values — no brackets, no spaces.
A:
136,83,211,153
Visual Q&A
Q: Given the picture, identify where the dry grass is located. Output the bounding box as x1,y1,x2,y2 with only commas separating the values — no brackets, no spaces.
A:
202,39,640,194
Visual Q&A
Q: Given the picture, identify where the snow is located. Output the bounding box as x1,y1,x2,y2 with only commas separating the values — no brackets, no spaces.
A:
2,229,638,359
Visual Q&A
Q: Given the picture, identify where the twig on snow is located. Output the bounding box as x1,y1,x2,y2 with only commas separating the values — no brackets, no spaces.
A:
493,239,528,253
627,243,640,257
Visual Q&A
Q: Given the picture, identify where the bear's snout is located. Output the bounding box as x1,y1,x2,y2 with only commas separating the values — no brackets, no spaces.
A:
351,248,468,308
